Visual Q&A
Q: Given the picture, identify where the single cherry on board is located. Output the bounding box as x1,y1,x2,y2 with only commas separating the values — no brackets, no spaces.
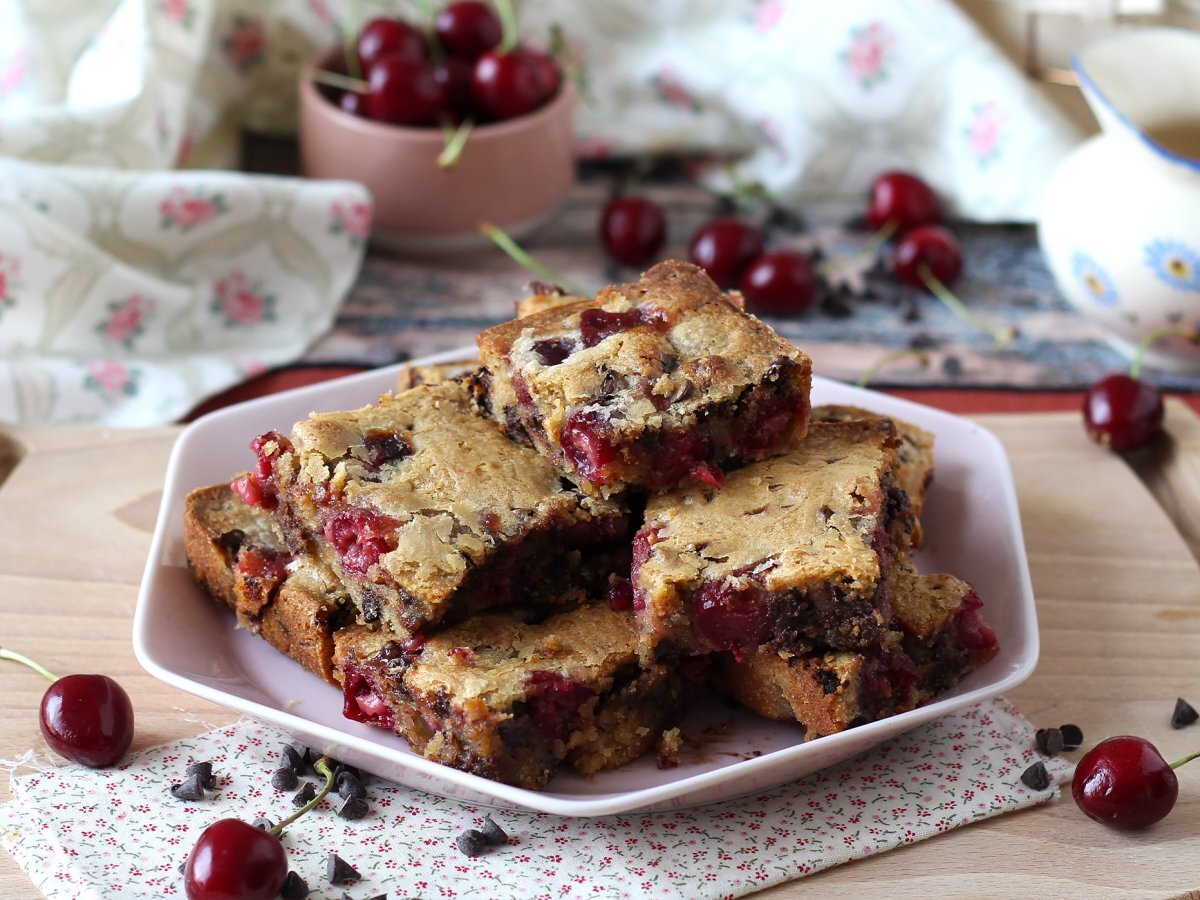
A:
738,249,817,316
866,171,942,236
688,217,766,287
1072,735,1199,830
600,195,667,267
2,647,134,768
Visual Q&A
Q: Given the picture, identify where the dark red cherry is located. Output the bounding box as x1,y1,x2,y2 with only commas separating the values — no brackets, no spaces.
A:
184,818,288,900
692,580,769,659
738,250,817,315
433,57,474,120
40,674,134,768
1072,736,1179,830
366,56,445,126
892,225,962,290
471,49,560,121
688,217,766,287
600,196,667,267
339,89,367,118
1082,373,1164,452
357,17,428,68
435,2,503,61
866,171,941,236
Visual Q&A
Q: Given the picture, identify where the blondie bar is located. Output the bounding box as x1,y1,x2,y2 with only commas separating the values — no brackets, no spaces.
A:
476,260,812,496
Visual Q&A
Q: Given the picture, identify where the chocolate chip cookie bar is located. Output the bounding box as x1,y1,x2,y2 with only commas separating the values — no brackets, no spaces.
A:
632,419,915,664
236,381,631,636
476,260,812,497
334,603,701,789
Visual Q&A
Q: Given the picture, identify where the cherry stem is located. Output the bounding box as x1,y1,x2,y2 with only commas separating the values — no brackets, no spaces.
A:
819,220,896,280
855,348,929,388
480,222,590,297
493,0,519,54
1130,326,1200,380
0,647,59,682
269,757,334,837
343,0,363,80
438,117,475,170
918,264,1017,347
1170,749,1200,770
309,67,369,95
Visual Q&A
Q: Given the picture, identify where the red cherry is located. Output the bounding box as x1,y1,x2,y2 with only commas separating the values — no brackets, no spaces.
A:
866,171,942,236
435,2,503,61
1072,736,1179,830
357,17,427,68
738,250,817,316
688,217,766,287
184,818,288,900
366,56,445,126
600,196,667,267
471,49,560,121
892,224,962,290
40,674,134,768
339,90,367,118
1082,373,1164,451
433,57,474,121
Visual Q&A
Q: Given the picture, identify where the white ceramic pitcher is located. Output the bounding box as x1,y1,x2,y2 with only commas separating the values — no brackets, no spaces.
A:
1039,27,1200,373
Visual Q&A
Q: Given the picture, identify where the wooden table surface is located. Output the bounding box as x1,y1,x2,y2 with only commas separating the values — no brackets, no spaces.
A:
1,401,1199,898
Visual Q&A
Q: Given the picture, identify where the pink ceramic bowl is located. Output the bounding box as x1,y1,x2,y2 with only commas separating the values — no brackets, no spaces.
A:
298,52,577,253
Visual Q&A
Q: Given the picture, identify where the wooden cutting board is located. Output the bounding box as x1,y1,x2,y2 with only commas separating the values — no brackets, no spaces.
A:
1,403,1198,898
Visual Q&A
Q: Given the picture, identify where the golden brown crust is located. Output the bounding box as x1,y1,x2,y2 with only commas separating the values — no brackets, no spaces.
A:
395,359,479,391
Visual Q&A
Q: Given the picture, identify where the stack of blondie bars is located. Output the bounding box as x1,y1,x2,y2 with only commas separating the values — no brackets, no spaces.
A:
184,260,998,790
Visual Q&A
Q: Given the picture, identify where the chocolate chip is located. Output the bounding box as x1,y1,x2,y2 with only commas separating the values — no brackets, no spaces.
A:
337,796,369,820
456,829,488,857
1035,727,1065,756
1059,723,1083,750
281,743,306,774
1172,697,1199,729
280,870,309,899
337,771,367,800
600,368,617,396
272,766,299,791
177,859,186,875
532,337,574,367
942,355,963,377
170,773,206,802
292,782,316,807
186,761,216,790
252,817,274,831
480,816,508,846
364,430,412,467
214,529,244,555
1020,761,1051,791
360,592,382,623
326,853,360,884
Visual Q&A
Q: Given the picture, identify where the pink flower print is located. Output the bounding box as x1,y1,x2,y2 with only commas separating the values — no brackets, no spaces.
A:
0,47,29,99
329,195,373,244
842,21,894,89
212,271,276,326
224,16,265,70
652,67,701,113
98,294,153,348
160,0,195,28
160,187,227,231
308,0,336,28
754,0,786,34
0,253,20,319
967,100,1007,166
84,360,139,398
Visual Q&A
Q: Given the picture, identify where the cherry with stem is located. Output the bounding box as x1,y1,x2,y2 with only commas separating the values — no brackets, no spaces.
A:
1072,735,1199,830
854,348,930,388
480,222,590,297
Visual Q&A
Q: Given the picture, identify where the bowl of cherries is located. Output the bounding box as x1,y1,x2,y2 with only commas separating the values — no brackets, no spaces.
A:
298,1,574,252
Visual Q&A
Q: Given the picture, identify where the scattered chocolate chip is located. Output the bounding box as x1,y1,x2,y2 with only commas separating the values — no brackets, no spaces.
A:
337,795,369,820
177,859,186,875
1020,761,1051,791
480,816,508,846
292,782,316,807
908,331,937,350
1059,723,1083,750
1035,727,1065,756
281,743,306,774
337,771,367,800
186,761,216,790
1172,697,1199,729
942,355,963,377
273,766,299,791
764,204,805,234
252,817,274,831
280,870,309,899
901,295,922,323
170,773,206,802
456,829,488,857
360,593,382,623
327,853,360,884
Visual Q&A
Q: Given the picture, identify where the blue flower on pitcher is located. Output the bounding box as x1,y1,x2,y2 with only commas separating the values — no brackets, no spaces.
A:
1071,250,1119,309
1144,239,1200,292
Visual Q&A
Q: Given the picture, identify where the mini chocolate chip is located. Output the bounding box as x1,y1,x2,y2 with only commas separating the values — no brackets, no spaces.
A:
1020,761,1051,791
280,870,309,899
379,641,403,662
281,743,306,774
661,353,678,373
252,817,274,831
337,795,370,820
1059,723,1084,749
186,761,216,790
813,668,841,695
170,773,206,802
480,816,508,846
272,766,299,791
600,368,617,395
337,771,367,800
327,853,361,884
456,829,488,857
942,355,963,377
669,381,694,405
1172,697,1199,729
292,782,316,807
214,529,245,555
1035,727,1065,756
360,593,382,623
177,859,186,875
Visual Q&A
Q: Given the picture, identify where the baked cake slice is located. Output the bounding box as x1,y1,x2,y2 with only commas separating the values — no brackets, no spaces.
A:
476,260,812,497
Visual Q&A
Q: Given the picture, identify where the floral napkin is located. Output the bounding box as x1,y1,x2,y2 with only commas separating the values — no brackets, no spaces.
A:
0,697,1071,900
